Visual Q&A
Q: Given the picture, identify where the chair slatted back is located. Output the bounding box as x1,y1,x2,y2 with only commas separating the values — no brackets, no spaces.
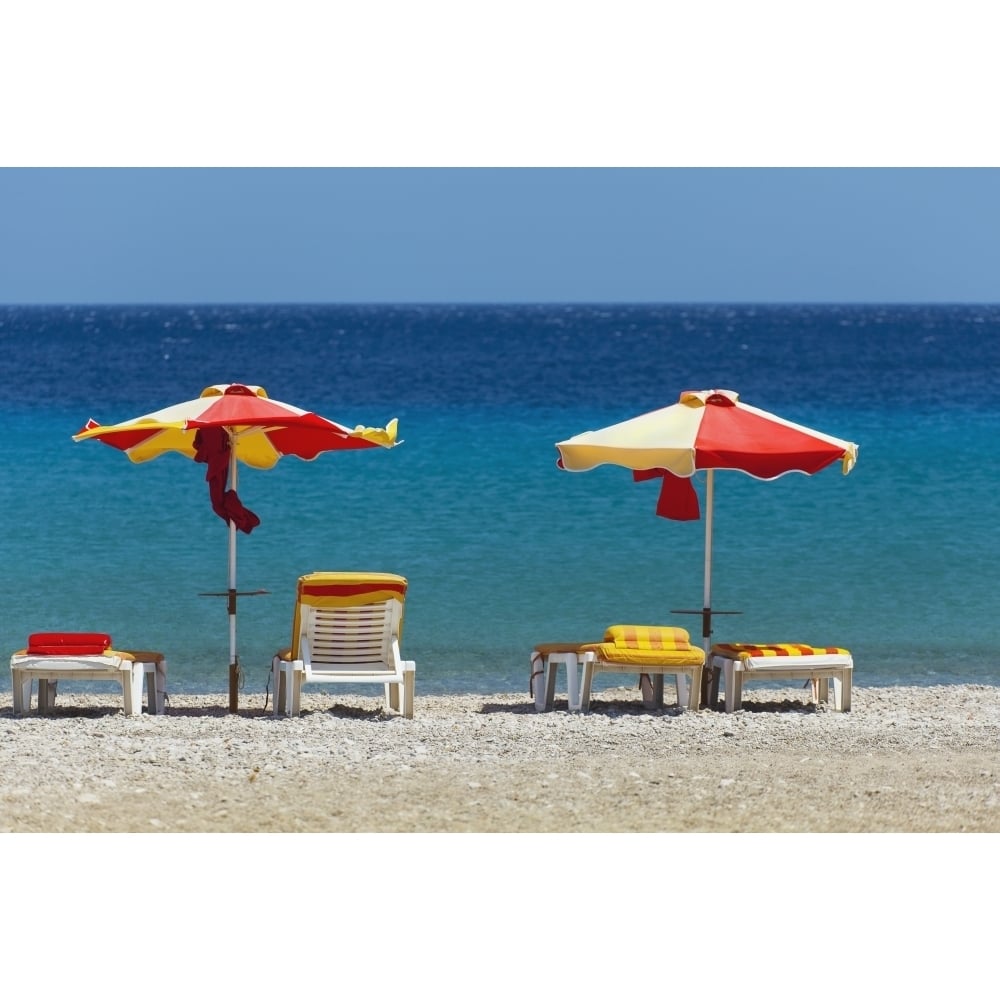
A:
304,600,402,667
291,571,408,666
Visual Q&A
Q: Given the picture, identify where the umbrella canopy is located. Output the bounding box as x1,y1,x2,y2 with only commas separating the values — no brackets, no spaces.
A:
555,389,858,705
74,383,399,711
74,382,397,466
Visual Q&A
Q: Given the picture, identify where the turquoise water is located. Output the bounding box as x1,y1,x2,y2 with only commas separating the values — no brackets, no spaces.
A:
2,303,999,695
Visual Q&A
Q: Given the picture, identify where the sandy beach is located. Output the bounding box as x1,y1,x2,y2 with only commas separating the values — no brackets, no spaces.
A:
1,681,998,833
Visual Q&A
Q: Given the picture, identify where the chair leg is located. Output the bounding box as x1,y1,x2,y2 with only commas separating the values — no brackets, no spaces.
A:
701,663,719,710
814,678,827,704
836,670,852,711
675,674,690,708
290,669,303,717
280,666,291,716
120,671,140,717
142,661,168,715
155,660,167,714
565,653,582,712
272,658,286,716
639,673,654,706
530,652,551,712
686,667,702,712
402,667,415,719
723,660,738,713
707,665,721,708
652,674,665,709
118,673,135,715
387,680,400,713
38,679,55,713
12,670,29,714
544,657,558,711
580,655,596,712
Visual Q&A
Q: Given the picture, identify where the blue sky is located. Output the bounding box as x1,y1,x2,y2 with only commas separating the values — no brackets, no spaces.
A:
3,5,999,305
2,167,1000,304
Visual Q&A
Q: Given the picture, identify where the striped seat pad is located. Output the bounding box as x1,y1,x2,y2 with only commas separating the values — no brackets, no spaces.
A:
580,642,705,667
604,625,693,650
712,643,850,662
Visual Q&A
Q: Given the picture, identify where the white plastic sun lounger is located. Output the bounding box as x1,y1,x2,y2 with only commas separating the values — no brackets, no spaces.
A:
709,642,853,713
10,633,167,716
531,626,705,712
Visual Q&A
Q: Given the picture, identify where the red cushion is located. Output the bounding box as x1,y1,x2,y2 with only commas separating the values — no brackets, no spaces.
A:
26,632,112,656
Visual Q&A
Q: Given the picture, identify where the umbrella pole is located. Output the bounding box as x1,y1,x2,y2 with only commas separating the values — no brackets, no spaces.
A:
228,444,239,713
701,469,716,709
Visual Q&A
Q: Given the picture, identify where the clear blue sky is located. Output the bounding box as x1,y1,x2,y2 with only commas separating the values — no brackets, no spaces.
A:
2,167,999,304
4,6,1000,305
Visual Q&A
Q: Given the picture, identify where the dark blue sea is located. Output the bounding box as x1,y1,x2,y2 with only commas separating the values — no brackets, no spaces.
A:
2,302,999,698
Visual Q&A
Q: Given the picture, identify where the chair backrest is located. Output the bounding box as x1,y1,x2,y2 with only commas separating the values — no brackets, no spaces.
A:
291,572,408,666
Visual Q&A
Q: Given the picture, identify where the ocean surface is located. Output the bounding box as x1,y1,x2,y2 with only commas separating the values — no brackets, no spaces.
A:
2,302,999,699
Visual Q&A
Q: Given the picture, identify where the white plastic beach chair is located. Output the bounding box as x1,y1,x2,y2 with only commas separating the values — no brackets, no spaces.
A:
271,572,415,718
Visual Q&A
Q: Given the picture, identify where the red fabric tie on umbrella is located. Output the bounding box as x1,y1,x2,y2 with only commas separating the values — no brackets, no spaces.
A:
633,468,702,521
193,426,260,534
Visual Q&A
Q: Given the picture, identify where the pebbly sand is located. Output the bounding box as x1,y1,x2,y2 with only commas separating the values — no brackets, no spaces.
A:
1,681,998,833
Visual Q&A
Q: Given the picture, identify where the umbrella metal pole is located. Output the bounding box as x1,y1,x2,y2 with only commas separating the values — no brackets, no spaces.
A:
701,469,716,709
228,443,239,713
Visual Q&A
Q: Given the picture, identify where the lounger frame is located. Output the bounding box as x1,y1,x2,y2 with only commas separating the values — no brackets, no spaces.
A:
710,649,853,713
10,652,167,717
579,651,702,713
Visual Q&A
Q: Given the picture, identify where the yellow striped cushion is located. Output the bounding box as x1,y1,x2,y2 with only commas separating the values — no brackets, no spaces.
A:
581,642,705,667
297,572,408,608
604,625,693,650
712,643,850,662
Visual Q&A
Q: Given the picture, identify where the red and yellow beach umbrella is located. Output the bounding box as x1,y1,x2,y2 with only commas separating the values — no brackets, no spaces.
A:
74,383,399,711
556,389,858,703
